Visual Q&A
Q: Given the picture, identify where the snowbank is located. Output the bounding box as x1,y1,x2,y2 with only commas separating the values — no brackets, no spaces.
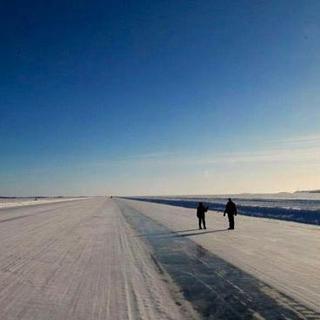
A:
0,197,86,209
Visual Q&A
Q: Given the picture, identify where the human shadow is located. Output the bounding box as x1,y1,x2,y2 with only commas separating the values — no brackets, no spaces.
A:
137,228,199,237
137,228,228,238
175,229,228,238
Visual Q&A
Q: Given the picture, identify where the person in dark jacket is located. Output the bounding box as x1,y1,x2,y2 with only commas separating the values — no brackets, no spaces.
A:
224,198,237,230
197,202,209,230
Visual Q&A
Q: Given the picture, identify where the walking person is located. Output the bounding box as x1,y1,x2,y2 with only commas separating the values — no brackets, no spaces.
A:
197,202,209,230
224,198,237,230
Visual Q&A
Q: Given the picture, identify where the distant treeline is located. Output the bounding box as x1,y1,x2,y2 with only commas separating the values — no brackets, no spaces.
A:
295,190,320,193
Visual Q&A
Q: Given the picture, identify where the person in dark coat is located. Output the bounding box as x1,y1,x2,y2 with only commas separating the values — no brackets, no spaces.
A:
224,198,237,230
197,202,209,230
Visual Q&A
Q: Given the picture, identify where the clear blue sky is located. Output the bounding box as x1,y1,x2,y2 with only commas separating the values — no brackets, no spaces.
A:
1,0,320,196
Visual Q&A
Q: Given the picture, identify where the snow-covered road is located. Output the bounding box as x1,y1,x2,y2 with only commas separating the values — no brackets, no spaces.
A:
0,197,319,319
0,198,192,320
119,198,320,316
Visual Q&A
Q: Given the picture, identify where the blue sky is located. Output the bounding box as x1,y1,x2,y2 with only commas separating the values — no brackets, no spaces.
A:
1,0,320,196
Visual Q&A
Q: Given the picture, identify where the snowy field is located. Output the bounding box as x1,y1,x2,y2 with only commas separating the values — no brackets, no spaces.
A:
0,197,318,319
0,197,87,209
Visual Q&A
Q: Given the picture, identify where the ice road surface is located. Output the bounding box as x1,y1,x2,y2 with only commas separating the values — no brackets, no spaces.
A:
122,198,320,314
0,197,319,319
0,198,192,320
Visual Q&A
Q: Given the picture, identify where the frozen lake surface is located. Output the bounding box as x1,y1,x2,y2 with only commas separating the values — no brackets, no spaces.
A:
118,200,319,319
0,197,318,319
128,192,320,225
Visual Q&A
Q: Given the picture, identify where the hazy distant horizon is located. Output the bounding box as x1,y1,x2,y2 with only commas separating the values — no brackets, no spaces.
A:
2,189,320,199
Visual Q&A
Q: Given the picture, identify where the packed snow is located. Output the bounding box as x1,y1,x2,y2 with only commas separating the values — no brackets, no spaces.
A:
0,197,319,319
0,198,194,320
121,198,320,314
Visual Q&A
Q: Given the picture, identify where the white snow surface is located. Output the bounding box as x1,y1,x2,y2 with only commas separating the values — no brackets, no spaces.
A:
1,196,319,319
0,197,86,209
0,198,192,320
122,198,320,313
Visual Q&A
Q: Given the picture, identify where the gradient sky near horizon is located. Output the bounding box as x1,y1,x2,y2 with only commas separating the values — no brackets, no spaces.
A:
1,0,320,196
